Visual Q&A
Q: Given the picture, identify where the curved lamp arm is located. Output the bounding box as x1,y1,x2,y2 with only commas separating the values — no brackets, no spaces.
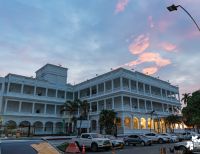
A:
167,4,200,32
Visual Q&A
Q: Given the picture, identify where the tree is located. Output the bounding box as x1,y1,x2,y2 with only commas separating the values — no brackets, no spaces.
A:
182,90,200,132
78,100,89,135
181,93,191,105
165,114,182,133
60,100,79,134
99,110,117,135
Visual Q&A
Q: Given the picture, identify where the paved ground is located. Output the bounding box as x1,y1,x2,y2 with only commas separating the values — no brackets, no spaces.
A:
86,144,174,154
0,139,174,154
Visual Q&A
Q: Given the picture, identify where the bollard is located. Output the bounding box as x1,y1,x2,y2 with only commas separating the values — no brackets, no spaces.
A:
112,148,116,154
82,144,85,154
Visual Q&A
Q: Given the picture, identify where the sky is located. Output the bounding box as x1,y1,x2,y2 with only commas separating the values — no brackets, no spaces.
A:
0,0,200,97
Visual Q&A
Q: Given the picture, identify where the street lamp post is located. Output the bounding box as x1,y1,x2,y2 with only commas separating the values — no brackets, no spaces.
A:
167,4,200,32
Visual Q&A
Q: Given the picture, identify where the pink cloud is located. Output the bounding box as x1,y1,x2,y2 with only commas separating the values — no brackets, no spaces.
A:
142,67,158,75
157,19,171,32
115,0,129,14
160,42,177,52
125,52,171,67
148,16,154,28
128,34,150,55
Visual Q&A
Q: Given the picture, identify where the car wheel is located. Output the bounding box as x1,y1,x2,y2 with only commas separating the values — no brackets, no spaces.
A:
91,143,98,152
141,141,145,146
158,138,164,144
149,143,152,146
179,146,187,154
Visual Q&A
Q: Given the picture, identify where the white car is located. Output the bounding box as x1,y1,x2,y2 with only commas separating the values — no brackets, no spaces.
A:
171,135,200,154
144,133,170,144
160,133,179,143
104,135,124,149
73,133,112,152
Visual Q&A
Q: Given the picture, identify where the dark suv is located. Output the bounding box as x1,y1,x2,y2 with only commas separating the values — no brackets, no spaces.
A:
124,134,152,146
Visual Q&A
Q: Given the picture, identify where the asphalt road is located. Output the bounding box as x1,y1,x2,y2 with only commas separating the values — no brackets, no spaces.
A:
0,139,174,154
87,143,174,154
1,140,42,154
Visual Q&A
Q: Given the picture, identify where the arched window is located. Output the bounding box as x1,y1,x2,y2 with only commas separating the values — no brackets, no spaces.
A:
124,117,131,128
133,117,139,129
140,118,146,129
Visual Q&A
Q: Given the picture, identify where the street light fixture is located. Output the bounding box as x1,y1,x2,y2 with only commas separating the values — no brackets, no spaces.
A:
167,4,200,32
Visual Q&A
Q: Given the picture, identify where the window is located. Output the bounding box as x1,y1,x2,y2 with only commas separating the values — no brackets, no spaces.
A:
82,134,90,138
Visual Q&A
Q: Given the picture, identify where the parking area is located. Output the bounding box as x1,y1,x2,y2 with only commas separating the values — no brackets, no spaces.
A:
83,143,174,154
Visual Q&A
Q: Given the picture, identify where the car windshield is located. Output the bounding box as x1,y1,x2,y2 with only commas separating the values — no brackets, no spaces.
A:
91,134,103,138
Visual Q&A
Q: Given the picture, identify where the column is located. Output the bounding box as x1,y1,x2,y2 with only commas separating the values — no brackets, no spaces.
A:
111,80,114,91
18,101,22,112
160,89,162,97
130,97,133,112
144,100,147,112
130,116,133,129
104,100,106,109
162,104,165,112
96,84,99,95
56,90,58,98
136,81,139,93
78,90,80,99
32,103,35,114
34,86,36,96
90,87,92,97
90,102,92,112
138,118,141,129
137,98,140,111
112,97,114,110
151,101,153,111
4,100,8,113
121,96,124,110
143,83,145,93
128,79,131,91
146,117,148,129
120,77,123,90
21,84,24,94
167,104,169,113
171,105,174,113
45,88,48,97
54,105,57,115
44,104,47,114
7,82,10,93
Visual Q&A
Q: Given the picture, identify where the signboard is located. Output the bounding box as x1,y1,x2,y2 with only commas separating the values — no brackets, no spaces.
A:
76,120,90,128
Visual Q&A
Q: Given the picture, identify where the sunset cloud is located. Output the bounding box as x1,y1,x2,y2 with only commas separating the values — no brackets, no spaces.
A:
128,34,150,55
160,42,177,52
115,0,129,14
125,52,171,67
142,66,158,75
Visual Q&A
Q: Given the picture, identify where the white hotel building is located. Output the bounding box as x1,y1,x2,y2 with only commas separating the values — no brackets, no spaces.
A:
0,64,182,136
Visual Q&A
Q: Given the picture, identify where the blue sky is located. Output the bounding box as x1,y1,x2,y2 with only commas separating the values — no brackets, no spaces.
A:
0,0,200,95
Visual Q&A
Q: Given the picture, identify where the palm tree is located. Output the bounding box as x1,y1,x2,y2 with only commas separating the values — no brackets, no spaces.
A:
99,110,117,135
181,93,191,105
165,115,182,133
78,100,89,135
61,100,79,134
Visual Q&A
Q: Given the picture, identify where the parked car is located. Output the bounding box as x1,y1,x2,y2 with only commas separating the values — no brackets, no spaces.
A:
144,133,170,144
104,135,124,149
171,136,200,154
124,134,152,146
73,133,112,152
159,133,179,143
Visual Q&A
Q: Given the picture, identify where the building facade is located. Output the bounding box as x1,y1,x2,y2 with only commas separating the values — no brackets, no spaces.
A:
0,64,182,136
